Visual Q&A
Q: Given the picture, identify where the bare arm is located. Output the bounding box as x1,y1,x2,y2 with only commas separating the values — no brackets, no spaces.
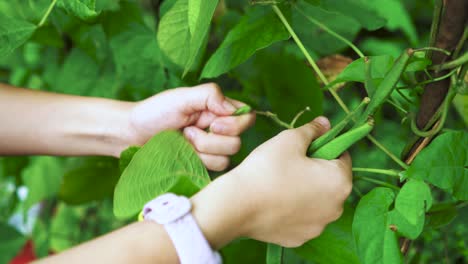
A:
0,83,133,157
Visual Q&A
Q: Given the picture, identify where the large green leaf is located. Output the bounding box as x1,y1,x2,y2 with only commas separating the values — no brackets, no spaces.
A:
293,1,361,56
0,14,36,57
404,131,468,200
157,0,218,73
352,188,402,264
113,130,211,218
315,0,386,31
22,157,63,212
221,238,266,264
394,179,432,226
58,157,120,205
57,0,99,21
0,222,27,264
295,204,359,264
258,49,323,126
119,146,141,173
201,7,290,79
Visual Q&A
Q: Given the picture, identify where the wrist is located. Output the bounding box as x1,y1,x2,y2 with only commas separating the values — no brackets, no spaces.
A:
190,170,255,249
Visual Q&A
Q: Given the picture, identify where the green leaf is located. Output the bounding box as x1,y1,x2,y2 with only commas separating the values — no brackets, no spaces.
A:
22,157,63,212
201,7,290,79
0,222,27,264
404,131,468,200
109,23,166,93
221,238,266,264
157,0,218,73
57,0,100,21
394,179,432,226
365,0,418,45
295,204,360,264
119,146,141,173
453,94,468,127
406,55,432,72
326,55,394,94
49,203,84,252
113,130,211,219
315,0,386,31
257,48,323,125
352,187,402,264
425,203,458,229
294,1,362,56
0,14,36,57
266,243,282,264
387,209,424,239
58,157,120,205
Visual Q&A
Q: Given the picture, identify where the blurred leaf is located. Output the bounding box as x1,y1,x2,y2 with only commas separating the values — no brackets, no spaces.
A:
157,0,218,72
360,37,407,57
0,222,27,264
404,131,468,200
394,179,432,226
266,243,282,264
0,14,37,58
32,219,49,257
314,0,386,31
113,131,210,219
221,238,266,264
293,1,361,56
49,203,84,252
406,55,432,72
426,203,458,229
57,0,100,21
119,146,141,173
258,49,323,125
201,6,289,79
352,187,402,264
295,204,360,264
22,157,63,212
59,157,120,205
453,94,468,127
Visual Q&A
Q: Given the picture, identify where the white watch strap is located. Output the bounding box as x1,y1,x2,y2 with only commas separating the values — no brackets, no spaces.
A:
142,193,222,264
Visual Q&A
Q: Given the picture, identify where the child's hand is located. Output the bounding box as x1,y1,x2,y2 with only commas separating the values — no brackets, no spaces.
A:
196,117,353,248
127,83,255,171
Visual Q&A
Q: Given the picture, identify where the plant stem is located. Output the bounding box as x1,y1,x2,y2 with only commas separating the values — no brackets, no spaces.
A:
414,47,451,56
367,135,409,169
294,6,365,58
38,0,58,27
354,176,400,190
397,69,457,89
273,4,408,169
432,51,468,71
352,167,401,177
256,111,292,129
426,0,443,60
290,106,310,128
387,99,408,114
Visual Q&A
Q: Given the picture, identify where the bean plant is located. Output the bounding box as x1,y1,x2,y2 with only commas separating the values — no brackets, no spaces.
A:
0,0,467,263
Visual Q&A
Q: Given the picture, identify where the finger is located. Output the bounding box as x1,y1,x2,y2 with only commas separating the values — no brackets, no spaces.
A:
290,116,331,153
183,83,237,116
336,152,353,180
209,113,256,136
184,126,241,155
197,152,230,171
194,111,218,129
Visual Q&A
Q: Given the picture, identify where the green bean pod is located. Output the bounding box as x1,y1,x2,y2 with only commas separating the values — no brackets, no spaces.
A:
354,49,414,127
311,118,374,160
307,97,370,155
232,105,252,116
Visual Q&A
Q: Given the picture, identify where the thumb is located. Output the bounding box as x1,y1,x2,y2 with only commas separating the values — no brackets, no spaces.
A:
185,83,236,115
292,116,331,153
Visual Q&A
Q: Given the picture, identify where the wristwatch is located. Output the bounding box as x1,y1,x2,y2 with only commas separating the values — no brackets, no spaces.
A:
142,193,222,264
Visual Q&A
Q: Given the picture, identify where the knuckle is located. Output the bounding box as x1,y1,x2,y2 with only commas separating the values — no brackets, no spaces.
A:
193,138,209,153
230,137,242,154
206,82,221,94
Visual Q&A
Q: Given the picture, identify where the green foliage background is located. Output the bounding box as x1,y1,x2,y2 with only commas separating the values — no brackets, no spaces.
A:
0,0,467,263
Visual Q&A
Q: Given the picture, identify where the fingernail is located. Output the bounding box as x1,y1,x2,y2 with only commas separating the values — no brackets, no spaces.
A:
313,116,330,129
222,100,237,113
211,122,226,134
184,127,195,140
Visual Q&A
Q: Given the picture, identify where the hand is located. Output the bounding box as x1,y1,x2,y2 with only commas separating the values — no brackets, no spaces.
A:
127,83,255,171
197,117,352,248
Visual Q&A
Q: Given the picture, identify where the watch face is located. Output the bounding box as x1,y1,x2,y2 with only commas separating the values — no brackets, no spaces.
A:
143,193,192,224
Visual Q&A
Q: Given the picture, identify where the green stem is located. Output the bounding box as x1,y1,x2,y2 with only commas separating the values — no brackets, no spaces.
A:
352,167,401,177
432,51,468,71
256,111,292,129
387,99,408,114
290,106,310,128
354,176,400,190
414,47,451,56
38,0,58,27
294,6,365,58
273,4,408,169
427,0,443,60
367,135,409,169
397,69,457,89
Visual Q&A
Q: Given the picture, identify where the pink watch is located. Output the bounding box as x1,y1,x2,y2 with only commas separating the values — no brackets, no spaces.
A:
142,193,222,264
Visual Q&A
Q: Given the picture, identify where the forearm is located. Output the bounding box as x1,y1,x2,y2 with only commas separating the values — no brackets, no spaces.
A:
34,172,250,263
0,83,134,157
